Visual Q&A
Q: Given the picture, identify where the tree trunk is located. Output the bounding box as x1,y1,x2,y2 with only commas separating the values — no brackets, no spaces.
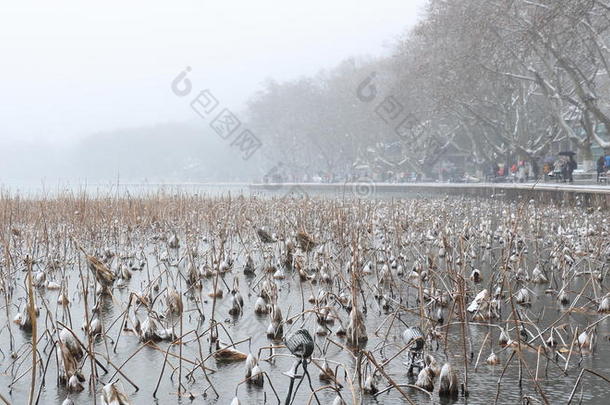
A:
578,141,593,172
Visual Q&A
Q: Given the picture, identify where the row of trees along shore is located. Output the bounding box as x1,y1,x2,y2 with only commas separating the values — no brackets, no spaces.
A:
246,0,610,178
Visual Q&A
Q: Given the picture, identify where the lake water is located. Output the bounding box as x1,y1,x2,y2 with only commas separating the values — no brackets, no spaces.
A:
0,188,608,404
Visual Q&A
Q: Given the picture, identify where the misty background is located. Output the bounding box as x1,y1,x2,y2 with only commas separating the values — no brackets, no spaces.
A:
0,0,425,185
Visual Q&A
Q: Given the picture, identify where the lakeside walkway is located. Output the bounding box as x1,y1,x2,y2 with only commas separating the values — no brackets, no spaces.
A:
250,181,610,208
250,181,610,195
3,182,610,203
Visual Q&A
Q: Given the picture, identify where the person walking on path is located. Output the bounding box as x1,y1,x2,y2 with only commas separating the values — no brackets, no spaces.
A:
554,158,565,182
517,160,527,183
564,156,576,183
531,159,539,180
597,155,606,183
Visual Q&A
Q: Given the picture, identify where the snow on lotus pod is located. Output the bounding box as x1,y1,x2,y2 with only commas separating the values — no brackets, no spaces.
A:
266,320,283,339
187,264,200,287
245,353,257,378
33,271,46,287
233,286,244,307
363,262,372,274
68,375,84,392
243,256,256,276
285,329,314,358
230,397,241,405
58,336,82,385
84,315,102,336
315,323,327,336
558,291,570,305
14,302,34,330
199,264,214,278
319,359,335,382
166,289,183,317
531,266,548,284
273,267,285,279
498,329,510,347
438,363,459,398
332,395,346,405
86,255,115,290
578,329,595,350
296,231,316,252
424,354,440,377
363,374,378,394
307,293,317,304
271,304,283,324
100,382,131,405
598,295,610,313
379,264,391,284
486,352,500,365
218,259,232,273
157,327,176,341
515,288,530,305
229,295,242,315
546,329,558,348
515,267,529,282
57,290,70,306
469,269,482,283
467,289,488,313
168,234,180,249
416,367,435,392
249,365,264,386
409,270,421,281
119,264,132,280
346,306,367,346
489,299,501,319
435,307,444,324
59,329,83,361
140,316,161,342
254,296,268,314
438,247,446,258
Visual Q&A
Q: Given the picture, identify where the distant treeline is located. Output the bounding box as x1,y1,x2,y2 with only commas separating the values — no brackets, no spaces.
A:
246,0,610,176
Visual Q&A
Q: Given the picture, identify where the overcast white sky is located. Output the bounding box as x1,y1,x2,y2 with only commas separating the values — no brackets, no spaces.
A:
0,0,426,144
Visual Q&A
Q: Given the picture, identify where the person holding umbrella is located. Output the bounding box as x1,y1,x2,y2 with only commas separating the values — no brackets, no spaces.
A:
559,151,577,183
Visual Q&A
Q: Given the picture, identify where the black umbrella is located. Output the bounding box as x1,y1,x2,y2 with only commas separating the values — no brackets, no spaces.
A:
558,151,576,156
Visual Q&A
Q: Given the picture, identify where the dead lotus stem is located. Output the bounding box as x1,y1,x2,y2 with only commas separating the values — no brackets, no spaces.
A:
26,263,37,405
362,351,416,405
93,351,139,391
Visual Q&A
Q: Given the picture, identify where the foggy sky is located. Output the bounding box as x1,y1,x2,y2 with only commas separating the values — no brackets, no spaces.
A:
0,0,425,146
